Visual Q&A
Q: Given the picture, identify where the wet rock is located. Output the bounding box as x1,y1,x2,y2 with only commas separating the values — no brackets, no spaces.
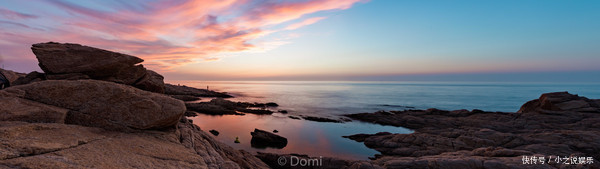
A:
250,128,288,149
185,102,242,115
278,110,289,114
185,98,275,115
165,84,232,97
301,115,344,123
288,116,301,120
3,80,185,130
273,130,278,133
170,95,199,101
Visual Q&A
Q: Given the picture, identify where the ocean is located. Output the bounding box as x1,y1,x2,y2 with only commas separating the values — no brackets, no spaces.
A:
168,81,600,160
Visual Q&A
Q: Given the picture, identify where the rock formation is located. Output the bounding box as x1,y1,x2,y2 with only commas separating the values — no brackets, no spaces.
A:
18,42,165,93
3,80,185,131
250,128,288,149
0,42,270,169
186,98,275,115
344,92,600,169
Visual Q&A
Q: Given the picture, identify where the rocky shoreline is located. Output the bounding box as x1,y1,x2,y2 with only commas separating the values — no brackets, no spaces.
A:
2,42,599,169
343,92,600,169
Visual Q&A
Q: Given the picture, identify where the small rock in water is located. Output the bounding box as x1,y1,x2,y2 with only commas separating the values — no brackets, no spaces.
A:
278,110,288,114
265,102,279,107
288,116,301,120
209,130,219,136
272,130,278,133
234,137,240,143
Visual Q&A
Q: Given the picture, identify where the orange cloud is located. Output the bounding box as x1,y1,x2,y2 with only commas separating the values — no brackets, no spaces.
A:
0,0,365,71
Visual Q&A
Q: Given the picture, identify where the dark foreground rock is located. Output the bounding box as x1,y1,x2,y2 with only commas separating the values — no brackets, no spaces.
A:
255,152,382,169
300,115,345,123
186,98,275,115
344,92,600,169
170,94,200,101
250,128,288,149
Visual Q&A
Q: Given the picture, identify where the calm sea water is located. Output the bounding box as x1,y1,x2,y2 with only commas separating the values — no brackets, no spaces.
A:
168,81,600,160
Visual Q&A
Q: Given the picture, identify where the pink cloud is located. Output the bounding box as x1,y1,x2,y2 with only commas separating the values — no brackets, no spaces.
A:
0,0,365,71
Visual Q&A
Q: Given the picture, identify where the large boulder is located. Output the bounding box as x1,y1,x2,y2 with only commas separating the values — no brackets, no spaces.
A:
134,70,165,93
3,80,185,130
30,42,166,93
32,42,143,78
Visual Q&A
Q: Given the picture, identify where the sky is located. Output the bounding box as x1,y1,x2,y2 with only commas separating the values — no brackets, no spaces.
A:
1,0,599,82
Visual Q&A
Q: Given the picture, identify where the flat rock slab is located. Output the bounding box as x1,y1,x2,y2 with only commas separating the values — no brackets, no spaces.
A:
32,42,143,77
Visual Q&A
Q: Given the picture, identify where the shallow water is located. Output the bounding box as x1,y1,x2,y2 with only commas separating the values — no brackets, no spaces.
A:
171,81,600,160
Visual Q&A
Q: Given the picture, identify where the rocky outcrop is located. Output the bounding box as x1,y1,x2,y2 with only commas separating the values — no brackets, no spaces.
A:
344,92,600,169
171,95,200,101
177,118,270,168
32,42,142,78
0,42,271,169
27,42,165,93
134,70,165,93
165,84,232,98
0,68,25,84
2,80,184,130
250,128,288,149
0,120,270,169
186,98,275,115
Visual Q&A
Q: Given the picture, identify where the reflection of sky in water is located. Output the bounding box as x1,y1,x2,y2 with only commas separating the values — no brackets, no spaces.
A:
175,81,600,159
190,113,411,160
